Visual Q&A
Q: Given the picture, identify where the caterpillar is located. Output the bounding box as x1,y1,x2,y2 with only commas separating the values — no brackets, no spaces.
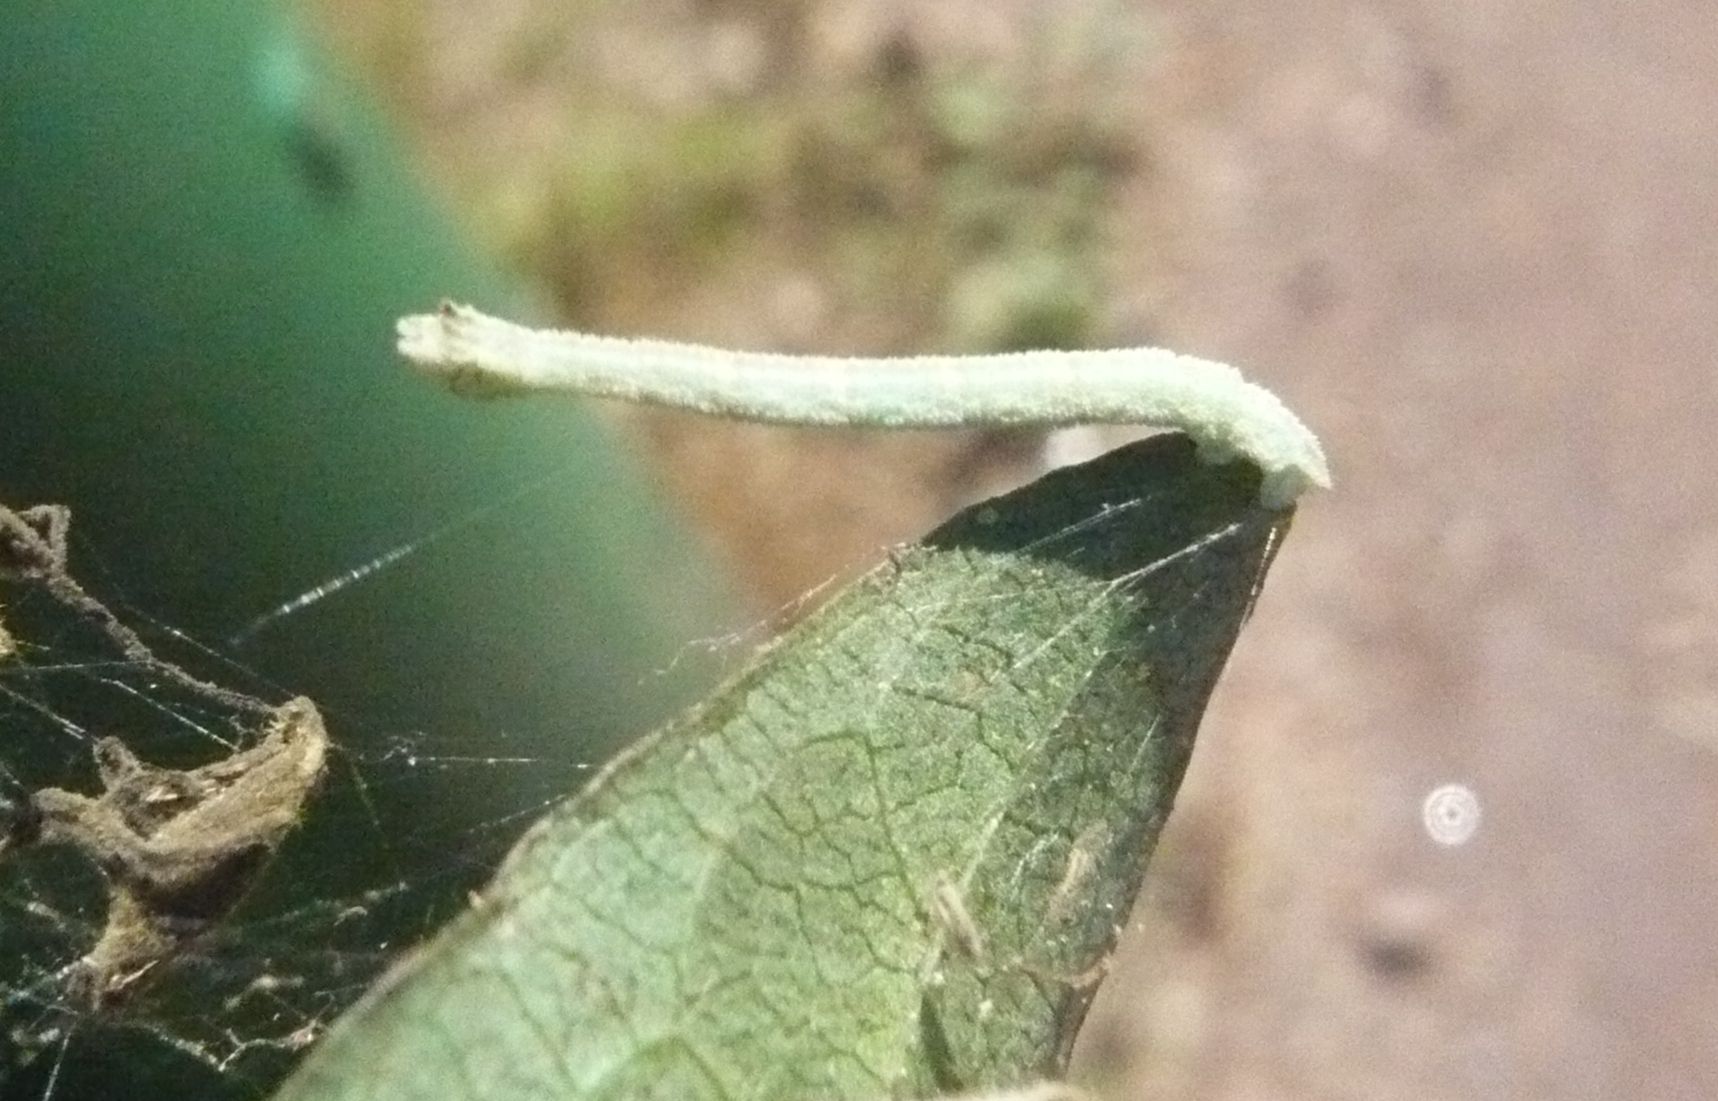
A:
398,302,1330,508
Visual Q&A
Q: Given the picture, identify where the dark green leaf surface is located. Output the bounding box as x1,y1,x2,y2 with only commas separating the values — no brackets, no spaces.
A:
277,436,1291,1101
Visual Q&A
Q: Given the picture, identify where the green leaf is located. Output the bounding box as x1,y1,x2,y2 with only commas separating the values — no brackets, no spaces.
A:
275,435,1291,1101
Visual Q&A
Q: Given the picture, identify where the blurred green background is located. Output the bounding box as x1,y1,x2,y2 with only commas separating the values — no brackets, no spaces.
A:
0,3,741,1097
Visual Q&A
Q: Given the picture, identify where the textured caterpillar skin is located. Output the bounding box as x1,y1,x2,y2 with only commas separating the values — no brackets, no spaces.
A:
398,302,1330,508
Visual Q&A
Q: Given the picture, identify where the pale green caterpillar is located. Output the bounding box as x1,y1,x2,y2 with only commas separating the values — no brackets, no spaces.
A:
397,303,1330,508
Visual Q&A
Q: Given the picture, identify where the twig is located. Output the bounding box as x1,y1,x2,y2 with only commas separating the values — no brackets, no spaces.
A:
0,504,270,716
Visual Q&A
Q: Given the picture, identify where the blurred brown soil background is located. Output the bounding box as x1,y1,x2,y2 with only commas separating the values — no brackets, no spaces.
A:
306,2,1718,1097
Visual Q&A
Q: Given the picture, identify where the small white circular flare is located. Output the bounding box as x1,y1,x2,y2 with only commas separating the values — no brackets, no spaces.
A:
1421,783,1482,846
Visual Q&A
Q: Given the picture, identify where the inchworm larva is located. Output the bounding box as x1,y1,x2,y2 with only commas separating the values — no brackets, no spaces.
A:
397,302,1330,508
